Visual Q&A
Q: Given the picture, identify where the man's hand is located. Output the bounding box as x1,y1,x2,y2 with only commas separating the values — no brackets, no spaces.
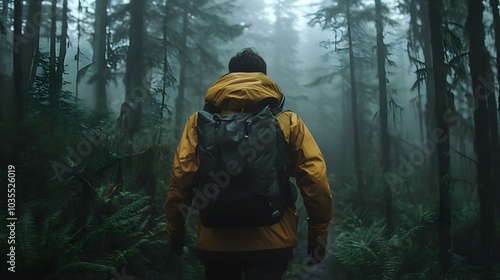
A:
307,242,326,266
169,237,185,254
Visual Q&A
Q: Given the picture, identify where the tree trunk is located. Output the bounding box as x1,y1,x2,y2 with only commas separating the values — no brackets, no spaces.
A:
49,0,57,113
412,0,425,146
0,0,9,122
420,0,439,194
341,68,350,189
174,8,189,138
56,0,68,91
467,1,495,278
346,1,365,200
75,0,81,99
428,0,451,277
2,0,8,17
118,0,146,153
488,0,500,215
93,0,108,113
494,0,500,112
161,2,168,122
21,0,42,94
375,0,392,233
13,0,22,122
26,42,40,95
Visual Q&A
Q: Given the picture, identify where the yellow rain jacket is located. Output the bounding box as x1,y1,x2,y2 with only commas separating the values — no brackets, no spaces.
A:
165,72,333,252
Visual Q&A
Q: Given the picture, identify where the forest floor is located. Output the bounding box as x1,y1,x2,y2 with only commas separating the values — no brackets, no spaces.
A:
289,222,338,280
291,241,333,280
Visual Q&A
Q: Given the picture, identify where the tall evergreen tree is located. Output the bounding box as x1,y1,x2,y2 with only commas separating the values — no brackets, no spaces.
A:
92,0,109,113
169,0,244,137
173,3,188,138
12,0,22,122
2,0,8,17
21,0,42,94
270,0,301,103
49,0,57,115
375,0,392,233
403,0,438,192
427,0,451,276
161,0,169,123
346,0,364,197
118,0,146,152
309,0,366,198
467,0,496,277
55,0,68,91
488,0,500,215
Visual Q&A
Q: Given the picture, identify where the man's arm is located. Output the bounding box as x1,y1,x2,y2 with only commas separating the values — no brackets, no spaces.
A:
286,112,333,250
165,113,199,243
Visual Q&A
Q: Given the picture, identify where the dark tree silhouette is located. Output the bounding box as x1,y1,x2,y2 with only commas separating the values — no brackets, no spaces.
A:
419,0,438,193
427,0,451,276
56,0,68,91
118,0,146,152
405,0,438,192
375,0,392,233
22,0,42,94
345,0,365,196
13,0,22,122
488,0,500,216
93,0,109,113
161,0,169,123
174,3,189,138
2,0,8,17
49,0,57,114
467,0,496,278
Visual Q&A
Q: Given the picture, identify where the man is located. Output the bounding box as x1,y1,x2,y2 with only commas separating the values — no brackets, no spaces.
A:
165,48,333,280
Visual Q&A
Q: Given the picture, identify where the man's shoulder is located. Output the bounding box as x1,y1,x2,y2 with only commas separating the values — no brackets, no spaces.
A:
184,112,198,128
275,110,301,126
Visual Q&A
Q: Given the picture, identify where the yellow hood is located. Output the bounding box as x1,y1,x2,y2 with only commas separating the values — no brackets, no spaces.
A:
204,72,283,111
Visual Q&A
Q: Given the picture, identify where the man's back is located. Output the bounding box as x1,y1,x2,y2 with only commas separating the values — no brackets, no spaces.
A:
165,49,333,280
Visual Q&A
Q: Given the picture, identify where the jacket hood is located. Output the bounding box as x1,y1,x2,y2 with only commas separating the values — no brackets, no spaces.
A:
204,72,283,111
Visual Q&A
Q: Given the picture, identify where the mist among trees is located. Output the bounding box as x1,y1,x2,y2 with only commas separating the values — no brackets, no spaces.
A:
0,0,499,279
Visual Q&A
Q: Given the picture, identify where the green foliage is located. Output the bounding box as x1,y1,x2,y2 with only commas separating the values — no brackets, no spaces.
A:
0,191,161,279
332,211,441,280
326,170,500,280
2,56,176,276
64,195,151,260
334,219,400,279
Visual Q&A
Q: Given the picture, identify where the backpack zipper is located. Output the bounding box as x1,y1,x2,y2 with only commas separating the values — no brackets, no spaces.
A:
214,116,222,170
244,118,252,138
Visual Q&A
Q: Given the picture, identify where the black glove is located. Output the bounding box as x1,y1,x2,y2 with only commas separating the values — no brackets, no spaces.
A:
307,242,326,266
169,237,185,254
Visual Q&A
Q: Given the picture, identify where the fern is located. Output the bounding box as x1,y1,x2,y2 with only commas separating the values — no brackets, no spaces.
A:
334,219,398,279
17,207,38,268
332,215,440,280
64,196,151,260
50,262,115,280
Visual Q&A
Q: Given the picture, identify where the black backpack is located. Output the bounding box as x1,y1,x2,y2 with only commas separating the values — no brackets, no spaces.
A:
194,102,295,228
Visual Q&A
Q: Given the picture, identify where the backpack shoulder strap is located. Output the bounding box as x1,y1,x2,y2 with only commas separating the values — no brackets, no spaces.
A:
203,103,221,114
